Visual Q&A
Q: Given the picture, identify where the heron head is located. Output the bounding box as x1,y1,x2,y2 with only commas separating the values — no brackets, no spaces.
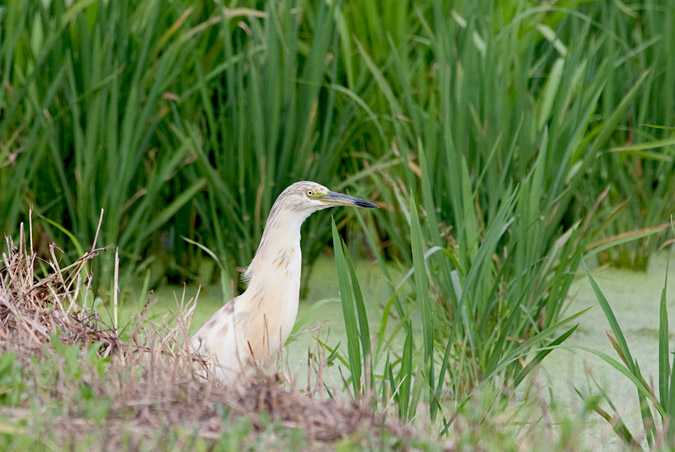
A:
281,181,379,213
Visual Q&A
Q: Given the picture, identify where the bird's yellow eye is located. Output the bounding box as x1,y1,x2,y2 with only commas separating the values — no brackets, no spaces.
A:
306,189,314,197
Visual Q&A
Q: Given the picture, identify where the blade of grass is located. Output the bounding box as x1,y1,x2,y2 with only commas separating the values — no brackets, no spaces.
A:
409,193,434,393
331,218,361,395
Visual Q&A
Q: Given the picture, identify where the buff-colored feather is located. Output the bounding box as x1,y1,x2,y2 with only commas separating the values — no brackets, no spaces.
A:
191,181,378,382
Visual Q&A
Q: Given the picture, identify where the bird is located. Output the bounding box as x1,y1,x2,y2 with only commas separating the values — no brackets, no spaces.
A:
191,181,378,382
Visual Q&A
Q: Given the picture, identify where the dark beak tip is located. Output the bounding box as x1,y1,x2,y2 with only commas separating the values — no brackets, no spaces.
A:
328,191,378,208
355,200,379,209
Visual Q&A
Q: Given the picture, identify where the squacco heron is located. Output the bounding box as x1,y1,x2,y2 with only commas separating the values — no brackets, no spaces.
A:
191,181,378,382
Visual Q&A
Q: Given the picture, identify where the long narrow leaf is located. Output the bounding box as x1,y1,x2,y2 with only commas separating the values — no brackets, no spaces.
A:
409,193,434,392
331,218,361,395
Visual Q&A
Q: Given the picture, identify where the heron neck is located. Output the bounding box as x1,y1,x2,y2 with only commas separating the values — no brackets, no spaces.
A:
245,207,309,290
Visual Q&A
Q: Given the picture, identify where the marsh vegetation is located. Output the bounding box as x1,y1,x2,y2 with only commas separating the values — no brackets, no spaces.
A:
1,0,674,450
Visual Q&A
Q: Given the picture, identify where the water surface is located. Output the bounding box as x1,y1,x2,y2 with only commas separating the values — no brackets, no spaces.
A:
541,252,675,451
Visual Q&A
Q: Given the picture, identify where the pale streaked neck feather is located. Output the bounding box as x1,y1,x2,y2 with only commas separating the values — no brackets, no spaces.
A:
244,202,310,292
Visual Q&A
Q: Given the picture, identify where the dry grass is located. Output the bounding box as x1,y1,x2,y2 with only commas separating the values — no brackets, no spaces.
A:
0,217,117,354
0,217,413,450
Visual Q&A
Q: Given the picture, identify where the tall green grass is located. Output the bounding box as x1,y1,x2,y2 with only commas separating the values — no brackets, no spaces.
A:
180,0,380,292
0,0,379,291
1,0,674,442
583,2,675,270
2,0,671,289
322,0,673,428
1,0,214,282
336,0,674,267
332,206,584,424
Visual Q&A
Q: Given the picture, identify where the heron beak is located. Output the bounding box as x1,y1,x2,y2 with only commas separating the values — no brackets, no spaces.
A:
320,191,379,208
